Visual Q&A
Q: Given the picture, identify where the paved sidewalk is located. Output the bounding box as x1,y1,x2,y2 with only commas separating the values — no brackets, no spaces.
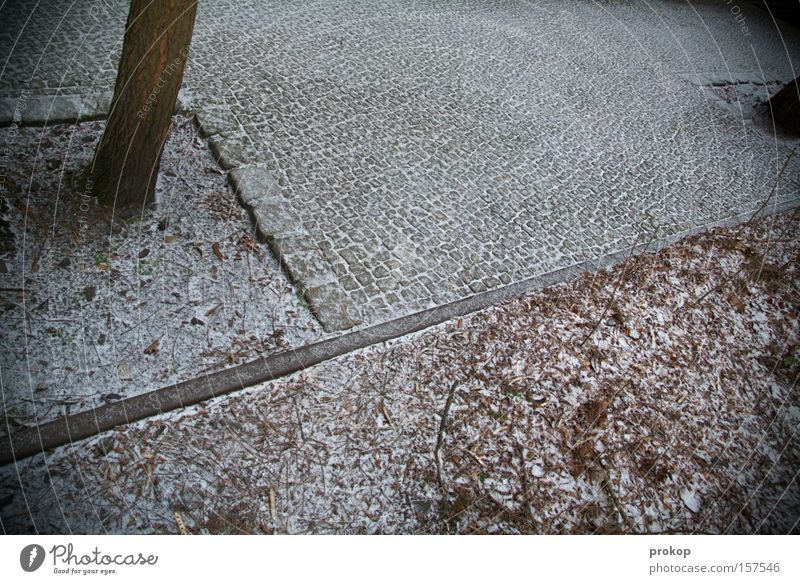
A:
2,0,800,331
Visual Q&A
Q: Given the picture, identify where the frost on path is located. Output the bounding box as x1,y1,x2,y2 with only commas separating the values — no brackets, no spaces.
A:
2,0,800,329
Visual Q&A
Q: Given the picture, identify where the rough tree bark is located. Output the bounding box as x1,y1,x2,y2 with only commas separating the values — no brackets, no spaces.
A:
92,0,198,209
769,76,800,136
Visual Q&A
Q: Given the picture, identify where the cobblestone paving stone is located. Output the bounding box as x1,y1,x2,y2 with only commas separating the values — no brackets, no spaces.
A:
2,0,800,331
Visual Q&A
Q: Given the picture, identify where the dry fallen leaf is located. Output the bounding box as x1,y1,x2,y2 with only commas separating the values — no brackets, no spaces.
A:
381,402,395,427
205,303,223,317
212,242,227,261
529,396,547,408
144,339,160,354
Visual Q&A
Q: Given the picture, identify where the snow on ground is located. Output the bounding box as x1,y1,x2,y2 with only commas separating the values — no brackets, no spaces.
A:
0,116,322,432
2,206,798,534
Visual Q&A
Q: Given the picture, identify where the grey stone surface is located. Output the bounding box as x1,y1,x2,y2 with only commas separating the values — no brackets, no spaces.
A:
2,0,800,330
0,93,112,125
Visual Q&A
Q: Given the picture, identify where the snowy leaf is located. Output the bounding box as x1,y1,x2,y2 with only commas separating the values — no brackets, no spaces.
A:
144,339,160,354
212,242,226,261
680,489,701,513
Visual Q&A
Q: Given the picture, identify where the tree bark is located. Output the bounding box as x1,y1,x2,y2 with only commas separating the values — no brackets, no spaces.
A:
92,0,198,209
769,76,800,136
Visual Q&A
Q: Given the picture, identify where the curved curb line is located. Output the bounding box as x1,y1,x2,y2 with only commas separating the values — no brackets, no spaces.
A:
0,284,528,466
1,198,798,466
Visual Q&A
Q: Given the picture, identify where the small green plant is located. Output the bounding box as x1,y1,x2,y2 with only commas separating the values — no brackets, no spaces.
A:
94,253,111,270
488,410,508,423
136,259,153,276
50,327,74,346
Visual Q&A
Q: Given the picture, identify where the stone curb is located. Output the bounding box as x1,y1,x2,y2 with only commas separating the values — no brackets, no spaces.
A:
228,163,363,332
0,90,194,126
0,93,112,126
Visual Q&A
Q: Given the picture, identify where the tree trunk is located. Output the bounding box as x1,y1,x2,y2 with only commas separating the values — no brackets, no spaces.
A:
92,0,198,209
769,76,800,136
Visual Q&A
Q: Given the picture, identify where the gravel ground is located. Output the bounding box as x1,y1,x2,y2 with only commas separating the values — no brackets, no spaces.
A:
2,206,798,534
0,115,321,431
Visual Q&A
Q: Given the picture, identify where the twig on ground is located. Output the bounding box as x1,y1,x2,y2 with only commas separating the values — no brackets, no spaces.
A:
434,381,459,491
579,227,658,348
596,456,635,533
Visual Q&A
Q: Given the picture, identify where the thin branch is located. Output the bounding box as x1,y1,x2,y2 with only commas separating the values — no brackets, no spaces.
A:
579,226,658,348
434,381,459,491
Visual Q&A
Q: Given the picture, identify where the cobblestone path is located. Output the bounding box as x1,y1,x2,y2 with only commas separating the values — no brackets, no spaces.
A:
2,0,800,330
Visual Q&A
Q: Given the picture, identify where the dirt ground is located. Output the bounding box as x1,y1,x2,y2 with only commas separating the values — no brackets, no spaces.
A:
0,115,321,431
2,201,798,534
